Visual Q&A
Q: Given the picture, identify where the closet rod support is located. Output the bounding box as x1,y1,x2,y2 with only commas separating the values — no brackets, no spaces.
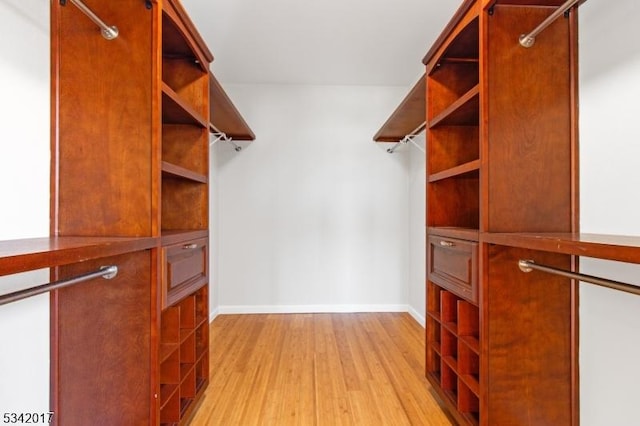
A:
0,265,118,307
211,131,241,152
387,122,426,154
68,0,119,40
518,259,640,296
519,0,580,48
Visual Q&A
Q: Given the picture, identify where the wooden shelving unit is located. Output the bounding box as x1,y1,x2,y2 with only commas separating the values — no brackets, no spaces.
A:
423,0,579,424
50,0,252,424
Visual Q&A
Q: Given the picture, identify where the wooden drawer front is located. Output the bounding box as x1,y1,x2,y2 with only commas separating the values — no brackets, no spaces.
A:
164,238,207,307
428,236,478,303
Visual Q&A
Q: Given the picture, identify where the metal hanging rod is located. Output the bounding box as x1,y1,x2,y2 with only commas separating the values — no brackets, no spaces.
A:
518,259,640,296
210,125,242,152
387,122,426,154
0,265,118,307
519,0,580,48
64,0,119,40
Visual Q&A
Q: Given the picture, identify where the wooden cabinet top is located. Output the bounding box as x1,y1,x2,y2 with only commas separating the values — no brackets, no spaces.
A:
483,233,640,264
0,237,158,277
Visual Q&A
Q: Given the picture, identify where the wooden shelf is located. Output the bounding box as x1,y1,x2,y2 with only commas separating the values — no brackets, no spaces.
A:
459,336,480,355
373,75,426,142
429,159,480,183
160,343,180,364
482,233,640,264
443,355,458,371
430,85,479,128
428,227,479,242
162,161,208,183
209,71,255,141
162,83,208,127
0,237,158,277
427,310,442,323
460,374,480,396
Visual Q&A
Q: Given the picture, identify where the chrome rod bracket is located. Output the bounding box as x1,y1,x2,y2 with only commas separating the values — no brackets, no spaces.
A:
519,34,536,48
519,0,580,48
518,259,534,273
100,265,119,279
65,0,119,40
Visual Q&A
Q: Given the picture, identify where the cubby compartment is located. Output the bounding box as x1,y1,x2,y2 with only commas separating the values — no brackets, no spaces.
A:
427,346,442,384
440,289,460,329
196,322,209,359
160,307,181,362
179,296,196,331
458,300,480,352
428,65,478,121
161,349,181,386
427,284,443,318
160,386,181,425
458,380,480,425
162,125,208,178
458,343,479,394
441,362,458,402
428,126,479,175
195,354,209,391
426,315,442,349
162,57,208,119
427,173,479,230
195,286,208,327
428,16,479,123
161,179,208,232
180,364,197,405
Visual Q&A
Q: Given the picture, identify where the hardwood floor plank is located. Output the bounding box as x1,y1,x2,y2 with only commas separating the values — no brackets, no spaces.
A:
189,312,453,425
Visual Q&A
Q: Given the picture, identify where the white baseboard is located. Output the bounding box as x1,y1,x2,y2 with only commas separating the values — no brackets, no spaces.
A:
209,306,220,322
217,304,409,315
407,306,426,328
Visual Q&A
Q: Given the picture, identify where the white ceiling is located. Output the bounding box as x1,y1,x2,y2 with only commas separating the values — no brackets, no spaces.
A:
182,0,462,87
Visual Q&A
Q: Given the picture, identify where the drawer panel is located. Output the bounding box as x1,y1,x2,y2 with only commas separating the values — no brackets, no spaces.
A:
163,238,207,307
428,235,478,303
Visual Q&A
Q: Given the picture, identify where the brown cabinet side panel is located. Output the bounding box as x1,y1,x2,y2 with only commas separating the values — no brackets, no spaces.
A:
52,250,152,426
485,244,573,425
52,1,155,237
485,5,575,232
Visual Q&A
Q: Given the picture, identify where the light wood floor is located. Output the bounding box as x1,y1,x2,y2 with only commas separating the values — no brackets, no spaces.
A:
190,312,454,425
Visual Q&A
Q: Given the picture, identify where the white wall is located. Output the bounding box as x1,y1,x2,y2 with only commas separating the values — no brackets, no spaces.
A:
0,0,50,415
211,83,412,314
408,134,427,325
579,1,640,424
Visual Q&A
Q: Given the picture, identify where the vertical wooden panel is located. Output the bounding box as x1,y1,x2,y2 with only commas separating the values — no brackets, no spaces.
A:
486,245,573,425
53,251,151,426
485,5,574,232
52,0,155,237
